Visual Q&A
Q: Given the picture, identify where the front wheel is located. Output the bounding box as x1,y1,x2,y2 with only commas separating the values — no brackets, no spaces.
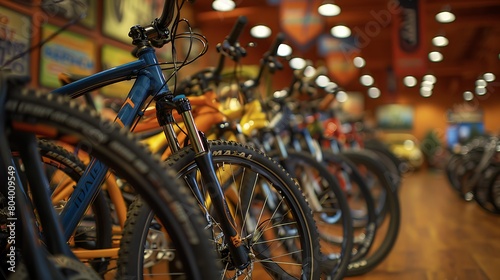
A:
118,140,321,279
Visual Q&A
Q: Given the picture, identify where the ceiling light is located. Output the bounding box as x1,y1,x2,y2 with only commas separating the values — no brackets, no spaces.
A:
212,0,235,11
483,73,495,82
336,90,348,102
360,74,374,86
422,81,434,90
331,25,351,38
325,82,338,93
403,76,417,87
318,2,341,17
429,51,443,62
304,66,316,77
463,91,473,101
353,56,365,68
367,87,380,98
476,79,487,87
250,25,271,38
423,74,437,84
476,87,486,96
316,75,330,87
432,35,449,47
289,57,306,70
436,11,455,23
277,44,292,57
420,87,432,97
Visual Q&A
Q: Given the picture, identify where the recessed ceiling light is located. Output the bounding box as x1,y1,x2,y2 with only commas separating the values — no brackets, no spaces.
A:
436,11,455,23
360,74,374,86
353,56,365,68
422,81,434,90
483,73,496,82
429,51,443,62
318,3,341,17
325,82,338,93
367,87,380,98
420,87,432,97
331,25,351,38
212,0,235,11
304,66,316,77
476,87,486,95
336,90,348,102
463,90,473,101
423,74,437,84
432,35,449,47
250,25,271,38
316,75,330,87
277,44,292,57
289,57,306,70
476,79,487,87
403,76,417,87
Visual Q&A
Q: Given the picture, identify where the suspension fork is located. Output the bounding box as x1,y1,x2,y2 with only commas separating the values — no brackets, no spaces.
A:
156,93,250,269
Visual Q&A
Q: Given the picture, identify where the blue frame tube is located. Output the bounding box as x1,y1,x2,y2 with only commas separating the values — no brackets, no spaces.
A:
58,48,169,239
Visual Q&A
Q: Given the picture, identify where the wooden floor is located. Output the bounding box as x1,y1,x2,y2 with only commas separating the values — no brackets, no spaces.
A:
348,169,500,280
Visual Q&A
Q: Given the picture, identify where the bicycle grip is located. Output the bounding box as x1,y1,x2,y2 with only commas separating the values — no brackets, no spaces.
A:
268,32,285,56
226,16,248,45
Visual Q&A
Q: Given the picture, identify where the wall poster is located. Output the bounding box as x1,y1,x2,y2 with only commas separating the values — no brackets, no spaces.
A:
376,104,414,130
100,44,135,98
39,24,96,89
0,6,31,76
102,0,163,43
41,0,97,29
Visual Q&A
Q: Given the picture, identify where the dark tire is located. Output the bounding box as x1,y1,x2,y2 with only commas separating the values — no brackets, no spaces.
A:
269,149,353,279
4,90,219,280
118,140,321,279
320,151,377,263
340,150,401,276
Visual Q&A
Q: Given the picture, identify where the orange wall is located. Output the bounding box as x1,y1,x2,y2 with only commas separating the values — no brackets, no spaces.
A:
362,81,500,145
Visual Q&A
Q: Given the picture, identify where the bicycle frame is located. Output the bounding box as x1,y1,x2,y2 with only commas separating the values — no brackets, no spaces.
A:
51,24,252,268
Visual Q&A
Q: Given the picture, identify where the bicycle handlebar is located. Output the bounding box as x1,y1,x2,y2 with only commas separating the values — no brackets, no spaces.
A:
157,0,176,30
227,16,248,46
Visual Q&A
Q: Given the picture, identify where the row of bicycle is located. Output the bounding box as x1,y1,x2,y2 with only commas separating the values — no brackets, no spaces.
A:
445,135,500,214
0,1,403,279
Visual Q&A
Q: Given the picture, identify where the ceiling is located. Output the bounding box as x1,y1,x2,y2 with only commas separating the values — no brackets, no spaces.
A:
187,0,500,96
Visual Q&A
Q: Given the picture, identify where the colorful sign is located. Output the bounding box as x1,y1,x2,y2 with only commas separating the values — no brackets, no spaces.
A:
376,104,414,130
40,24,96,89
280,0,324,50
318,35,360,86
0,6,31,76
102,0,162,43
41,0,97,29
101,44,135,98
392,0,427,77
